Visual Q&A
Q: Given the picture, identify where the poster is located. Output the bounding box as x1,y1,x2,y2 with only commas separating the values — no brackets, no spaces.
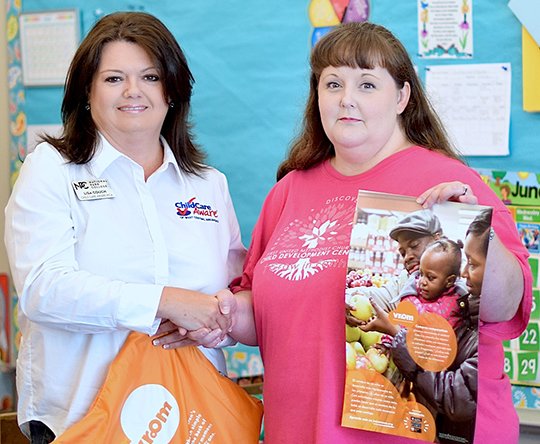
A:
475,168,540,208
418,0,473,58
19,9,79,86
425,63,511,156
342,191,491,443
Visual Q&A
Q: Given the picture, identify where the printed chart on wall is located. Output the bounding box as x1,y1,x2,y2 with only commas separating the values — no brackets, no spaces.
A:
19,9,79,86
342,190,491,443
425,63,511,156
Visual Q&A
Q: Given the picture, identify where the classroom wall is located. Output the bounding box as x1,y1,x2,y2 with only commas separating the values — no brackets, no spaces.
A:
1,3,10,276
3,0,540,424
11,0,312,247
9,0,540,249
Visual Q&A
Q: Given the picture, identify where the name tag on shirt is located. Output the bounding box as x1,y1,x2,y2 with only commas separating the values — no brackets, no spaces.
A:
72,180,115,200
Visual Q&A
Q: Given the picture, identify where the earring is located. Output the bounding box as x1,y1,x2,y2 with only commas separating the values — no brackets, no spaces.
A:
169,102,175,108
85,103,90,111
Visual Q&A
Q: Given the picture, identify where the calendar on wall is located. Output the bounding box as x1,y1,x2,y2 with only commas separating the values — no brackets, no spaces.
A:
19,9,80,86
504,210,540,387
475,169,540,411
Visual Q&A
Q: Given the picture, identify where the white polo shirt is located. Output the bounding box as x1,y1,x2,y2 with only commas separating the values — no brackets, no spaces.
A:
4,135,245,437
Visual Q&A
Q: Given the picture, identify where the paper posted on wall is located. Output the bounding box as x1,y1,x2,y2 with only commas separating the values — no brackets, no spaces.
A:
342,190,492,443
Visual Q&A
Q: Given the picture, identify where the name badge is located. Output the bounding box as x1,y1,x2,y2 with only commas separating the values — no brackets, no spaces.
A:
72,179,115,201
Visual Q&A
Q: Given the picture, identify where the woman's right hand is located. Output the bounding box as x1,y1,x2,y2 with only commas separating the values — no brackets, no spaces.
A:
159,289,258,347
156,287,234,334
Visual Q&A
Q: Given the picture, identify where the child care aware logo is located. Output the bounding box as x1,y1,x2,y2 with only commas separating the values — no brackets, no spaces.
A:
175,197,219,222
120,384,180,443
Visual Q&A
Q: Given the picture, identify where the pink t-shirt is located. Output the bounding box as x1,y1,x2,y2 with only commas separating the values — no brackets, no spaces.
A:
235,147,532,444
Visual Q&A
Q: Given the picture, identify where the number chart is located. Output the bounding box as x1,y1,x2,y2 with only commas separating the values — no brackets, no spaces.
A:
476,169,540,411
503,205,540,387
504,276,540,386
19,10,79,86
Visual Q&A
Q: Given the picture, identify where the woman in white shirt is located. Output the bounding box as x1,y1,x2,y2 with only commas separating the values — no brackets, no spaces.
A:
4,12,245,443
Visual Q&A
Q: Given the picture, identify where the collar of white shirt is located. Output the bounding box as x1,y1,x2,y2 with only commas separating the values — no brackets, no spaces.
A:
89,133,181,178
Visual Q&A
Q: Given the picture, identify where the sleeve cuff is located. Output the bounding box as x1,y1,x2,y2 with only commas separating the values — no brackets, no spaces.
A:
116,283,164,334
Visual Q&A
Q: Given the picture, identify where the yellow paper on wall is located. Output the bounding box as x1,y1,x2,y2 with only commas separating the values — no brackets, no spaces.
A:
523,26,540,112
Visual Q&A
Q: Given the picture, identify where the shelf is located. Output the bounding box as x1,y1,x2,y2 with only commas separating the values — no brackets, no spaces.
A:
518,407,540,427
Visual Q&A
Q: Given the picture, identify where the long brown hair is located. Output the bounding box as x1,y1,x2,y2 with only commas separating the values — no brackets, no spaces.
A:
277,21,462,180
42,11,206,174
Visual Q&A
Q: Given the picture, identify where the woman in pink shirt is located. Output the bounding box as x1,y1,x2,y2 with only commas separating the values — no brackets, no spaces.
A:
162,22,532,444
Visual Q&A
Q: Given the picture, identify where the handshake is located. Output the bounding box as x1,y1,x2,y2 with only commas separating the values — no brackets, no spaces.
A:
152,288,238,350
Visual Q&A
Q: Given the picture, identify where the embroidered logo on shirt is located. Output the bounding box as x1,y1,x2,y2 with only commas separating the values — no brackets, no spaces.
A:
175,197,219,223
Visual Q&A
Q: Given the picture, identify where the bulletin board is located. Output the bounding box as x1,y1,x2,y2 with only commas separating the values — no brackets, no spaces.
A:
5,0,540,421
6,0,539,247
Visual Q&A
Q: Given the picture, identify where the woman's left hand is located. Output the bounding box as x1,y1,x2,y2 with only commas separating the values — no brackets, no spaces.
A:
152,320,225,349
152,319,193,348
416,181,478,208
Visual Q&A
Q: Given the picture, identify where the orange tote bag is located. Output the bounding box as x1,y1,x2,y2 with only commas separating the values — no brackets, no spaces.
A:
53,332,263,443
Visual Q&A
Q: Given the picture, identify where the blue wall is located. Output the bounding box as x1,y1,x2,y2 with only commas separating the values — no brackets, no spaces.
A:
20,0,540,245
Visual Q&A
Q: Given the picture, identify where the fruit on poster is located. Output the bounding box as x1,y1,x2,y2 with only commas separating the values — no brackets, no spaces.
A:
349,294,374,321
346,342,357,370
346,324,361,342
359,330,383,350
366,348,389,373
